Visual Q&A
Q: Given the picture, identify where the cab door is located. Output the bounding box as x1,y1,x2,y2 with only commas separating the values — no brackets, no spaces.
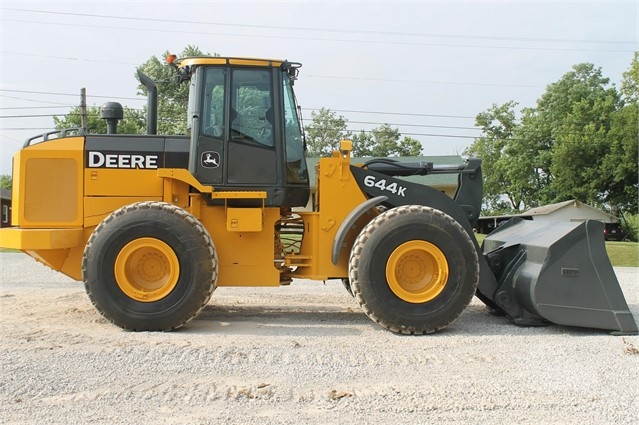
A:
227,68,278,186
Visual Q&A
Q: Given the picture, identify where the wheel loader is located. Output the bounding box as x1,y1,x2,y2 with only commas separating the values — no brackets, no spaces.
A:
0,55,636,335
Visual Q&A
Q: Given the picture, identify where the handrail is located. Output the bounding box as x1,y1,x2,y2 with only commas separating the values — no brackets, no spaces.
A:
23,127,85,148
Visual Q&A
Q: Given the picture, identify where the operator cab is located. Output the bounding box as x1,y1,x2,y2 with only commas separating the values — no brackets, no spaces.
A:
172,56,309,207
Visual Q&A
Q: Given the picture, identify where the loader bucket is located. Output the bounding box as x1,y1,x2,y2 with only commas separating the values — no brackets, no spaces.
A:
481,218,637,335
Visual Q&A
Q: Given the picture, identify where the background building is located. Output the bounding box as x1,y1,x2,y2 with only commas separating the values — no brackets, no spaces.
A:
1,188,11,228
476,200,623,240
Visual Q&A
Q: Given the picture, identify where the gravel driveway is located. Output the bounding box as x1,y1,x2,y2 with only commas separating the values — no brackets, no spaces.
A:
1,252,638,424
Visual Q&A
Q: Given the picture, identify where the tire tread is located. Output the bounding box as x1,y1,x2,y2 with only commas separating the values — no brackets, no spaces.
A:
349,205,479,334
82,201,217,331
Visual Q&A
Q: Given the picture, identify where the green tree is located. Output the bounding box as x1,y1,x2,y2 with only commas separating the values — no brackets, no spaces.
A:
136,45,216,135
54,45,216,135
370,124,401,156
350,130,375,157
549,80,619,205
306,110,422,157
304,108,352,156
508,63,620,206
354,124,422,157
603,52,639,212
54,105,145,134
397,136,422,156
604,104,639,212
465,101,527,211
467,59,638,214
0,175,11,190
620,51,639,103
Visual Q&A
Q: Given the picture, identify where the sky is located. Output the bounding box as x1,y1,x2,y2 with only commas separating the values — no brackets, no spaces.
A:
0,0,637,175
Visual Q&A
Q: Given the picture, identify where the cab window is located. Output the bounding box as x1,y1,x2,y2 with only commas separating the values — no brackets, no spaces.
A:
230,68,274,147
201,67,226,138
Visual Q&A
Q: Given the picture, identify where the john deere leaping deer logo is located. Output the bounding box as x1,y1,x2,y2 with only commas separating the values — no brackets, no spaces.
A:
201,151,221,168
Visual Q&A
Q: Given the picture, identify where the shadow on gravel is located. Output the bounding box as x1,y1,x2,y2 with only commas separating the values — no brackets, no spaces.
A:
182,304,371,336
179,296,634,338
179,301,629,338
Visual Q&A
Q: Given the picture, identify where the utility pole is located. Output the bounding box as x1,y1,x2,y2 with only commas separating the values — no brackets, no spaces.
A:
80,88,88,133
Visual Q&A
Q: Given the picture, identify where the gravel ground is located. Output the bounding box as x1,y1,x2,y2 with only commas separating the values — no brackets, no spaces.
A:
1,252,638,424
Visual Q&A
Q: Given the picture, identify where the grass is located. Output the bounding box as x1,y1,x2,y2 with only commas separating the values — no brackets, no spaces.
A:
605,242,639,267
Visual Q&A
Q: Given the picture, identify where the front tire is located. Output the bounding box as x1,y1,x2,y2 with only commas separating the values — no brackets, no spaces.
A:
349,205,479,334
83,202,217,331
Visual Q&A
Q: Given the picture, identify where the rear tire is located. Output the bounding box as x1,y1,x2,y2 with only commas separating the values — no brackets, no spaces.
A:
83,202,217,331
349,205,478,334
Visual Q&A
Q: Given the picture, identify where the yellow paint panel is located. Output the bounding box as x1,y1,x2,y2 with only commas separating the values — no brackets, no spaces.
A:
226,208,262,232
24,158,78,222
212,191,266,199
157,168,212,194
178,57,229,67
289,155,369,280
161,176,190,208
24,136,83,153
199,206,280,287
85,169,163,197
59,245,86,281
11,153,22,226
0,227,83,249
228,58,283,67
24,244,86,281
25,231,91,281
14,137,84,228
25,249,70,272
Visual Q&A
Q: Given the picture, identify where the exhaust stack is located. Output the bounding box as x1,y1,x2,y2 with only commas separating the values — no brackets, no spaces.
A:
137,70,158,135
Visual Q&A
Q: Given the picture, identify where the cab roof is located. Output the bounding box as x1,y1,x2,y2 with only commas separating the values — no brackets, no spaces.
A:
174,56,286,68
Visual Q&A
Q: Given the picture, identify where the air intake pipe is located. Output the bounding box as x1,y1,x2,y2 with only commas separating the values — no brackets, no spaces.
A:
100,102,123,134
137,70,158,135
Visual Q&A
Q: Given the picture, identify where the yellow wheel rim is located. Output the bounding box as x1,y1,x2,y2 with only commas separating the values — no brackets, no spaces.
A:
114,237,180,302
386,240,449,303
